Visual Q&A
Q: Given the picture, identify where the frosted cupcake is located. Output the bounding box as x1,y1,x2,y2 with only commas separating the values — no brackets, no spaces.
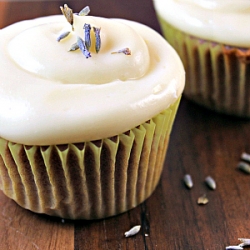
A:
0,5,185,219
154,0,250,117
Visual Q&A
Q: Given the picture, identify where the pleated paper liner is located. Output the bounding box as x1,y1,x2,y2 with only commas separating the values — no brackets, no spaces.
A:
158,16,250,117
0,97,180,219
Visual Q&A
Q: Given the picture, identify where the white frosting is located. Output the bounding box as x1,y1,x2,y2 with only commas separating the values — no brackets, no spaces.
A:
154,0,250,47
0,14,185,145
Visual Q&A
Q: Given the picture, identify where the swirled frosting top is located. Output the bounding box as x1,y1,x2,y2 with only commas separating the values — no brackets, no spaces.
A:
154,0,250,47
0,9,184,145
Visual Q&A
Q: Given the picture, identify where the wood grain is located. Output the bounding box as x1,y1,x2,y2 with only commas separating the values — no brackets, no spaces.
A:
1,1,250,249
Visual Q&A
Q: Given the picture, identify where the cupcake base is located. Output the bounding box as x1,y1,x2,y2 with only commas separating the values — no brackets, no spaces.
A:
0,97,180,219
158,17,250,117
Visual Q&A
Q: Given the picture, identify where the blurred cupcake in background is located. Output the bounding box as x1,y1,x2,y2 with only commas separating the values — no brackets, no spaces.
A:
154,0,250,117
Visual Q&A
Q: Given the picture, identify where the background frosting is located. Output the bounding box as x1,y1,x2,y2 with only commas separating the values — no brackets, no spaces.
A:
154,0,250,47
0,15,184,145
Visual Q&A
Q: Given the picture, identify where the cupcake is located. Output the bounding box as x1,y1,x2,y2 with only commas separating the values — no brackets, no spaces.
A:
154,0,250,117
0,5,185,219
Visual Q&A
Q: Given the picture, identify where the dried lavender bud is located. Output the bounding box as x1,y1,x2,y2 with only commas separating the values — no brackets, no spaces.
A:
241,152,250,162
78,6,90,16
124,225,141,237
93,27,101,53
238,238,250,247
68,42,79,51
77,36,91,58
237,161,250,174
84,23,92,50
60,4,74,29
225,246,243,250
197,194,209,205
205,176,216,190
111,48,131,55
57,31,71,42
183,174,193,189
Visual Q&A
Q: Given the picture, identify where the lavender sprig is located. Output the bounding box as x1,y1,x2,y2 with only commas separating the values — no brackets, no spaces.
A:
93,27,101,53
77,36,91,58
84,23,92,50
59,5,103,58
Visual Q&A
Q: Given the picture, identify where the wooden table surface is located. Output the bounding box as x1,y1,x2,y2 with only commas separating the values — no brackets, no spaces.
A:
1,1,250,249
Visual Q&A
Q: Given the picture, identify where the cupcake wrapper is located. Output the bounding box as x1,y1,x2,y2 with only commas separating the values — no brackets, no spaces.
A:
158,17,250,117
0,97,180,219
